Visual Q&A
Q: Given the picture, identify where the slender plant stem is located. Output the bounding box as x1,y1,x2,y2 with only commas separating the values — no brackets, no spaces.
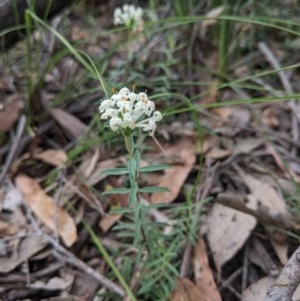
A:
82,220,138,301
124,135,134,158
125,134,150,251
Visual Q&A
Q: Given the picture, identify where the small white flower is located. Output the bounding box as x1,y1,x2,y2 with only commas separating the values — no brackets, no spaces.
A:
119,87,130,95
128,92,138,102
134,99,154,116
101,108,118,120
123,112,135,129
117,98,134,114
99,98,113,113
113,4,144,31
152,111,163,122
138,92,148,102
135,111,162,135
110,117,123,131
99,87,162,135
113,7,123,25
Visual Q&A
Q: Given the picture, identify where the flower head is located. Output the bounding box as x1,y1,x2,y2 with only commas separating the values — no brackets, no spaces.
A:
113,4,144,31
99,87,162,135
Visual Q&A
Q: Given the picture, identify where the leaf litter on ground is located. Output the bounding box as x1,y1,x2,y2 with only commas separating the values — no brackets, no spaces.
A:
1,1,300,300
15,173,77,247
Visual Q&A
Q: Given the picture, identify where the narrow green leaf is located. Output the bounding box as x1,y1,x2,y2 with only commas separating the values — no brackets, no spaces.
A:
129,182,139,205
143,203,171,210
143,221,171,228
116,232,136,239
128,157,137,181
139,186,171,193
139,164,172,173
102,187,130,195
134,149,141,169
113,223,135,231
101,167,128,175
111,207,134,214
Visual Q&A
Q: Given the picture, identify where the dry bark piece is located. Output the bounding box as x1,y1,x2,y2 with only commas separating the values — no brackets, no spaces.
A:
15,174,77,247
265,245,300,301
207,202,256,273
242,276,300,301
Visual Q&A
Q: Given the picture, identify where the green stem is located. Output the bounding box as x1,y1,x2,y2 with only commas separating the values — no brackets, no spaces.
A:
82,220,137,301
124,134,134,158
125,134,150,249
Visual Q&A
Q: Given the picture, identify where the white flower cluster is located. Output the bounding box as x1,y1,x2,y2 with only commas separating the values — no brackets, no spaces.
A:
113,4,143,29
99,87,162,135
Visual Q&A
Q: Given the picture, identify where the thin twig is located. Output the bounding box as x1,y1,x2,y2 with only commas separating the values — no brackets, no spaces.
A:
48,234,125,297
242,243,250,291
0,115,26,183
24,201,126,297
258,42,299,154
265,245,300,301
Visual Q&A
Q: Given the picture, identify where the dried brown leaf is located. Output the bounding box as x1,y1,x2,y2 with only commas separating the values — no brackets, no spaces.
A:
205,148,232,159
195,136,216,155
150,139,196,204
207,203,256,273
0,235,48,273
33,149,68,167
242,277,275,301
15,174,77,247
88,157,124,186
213,105,250,129
50,108,87,138
0,220,19,237
234,137,264,154
200,7,224,38
78,148,100,178
99,185,128,232
270,237,289,266
100,212,122,233
240,172,293,227
194,238,222,301
0,94,23,132
248,237,280,276
242,276,300,301
170,278,207,301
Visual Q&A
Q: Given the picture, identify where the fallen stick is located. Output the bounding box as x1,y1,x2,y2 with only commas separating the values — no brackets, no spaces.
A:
265,246,300,301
